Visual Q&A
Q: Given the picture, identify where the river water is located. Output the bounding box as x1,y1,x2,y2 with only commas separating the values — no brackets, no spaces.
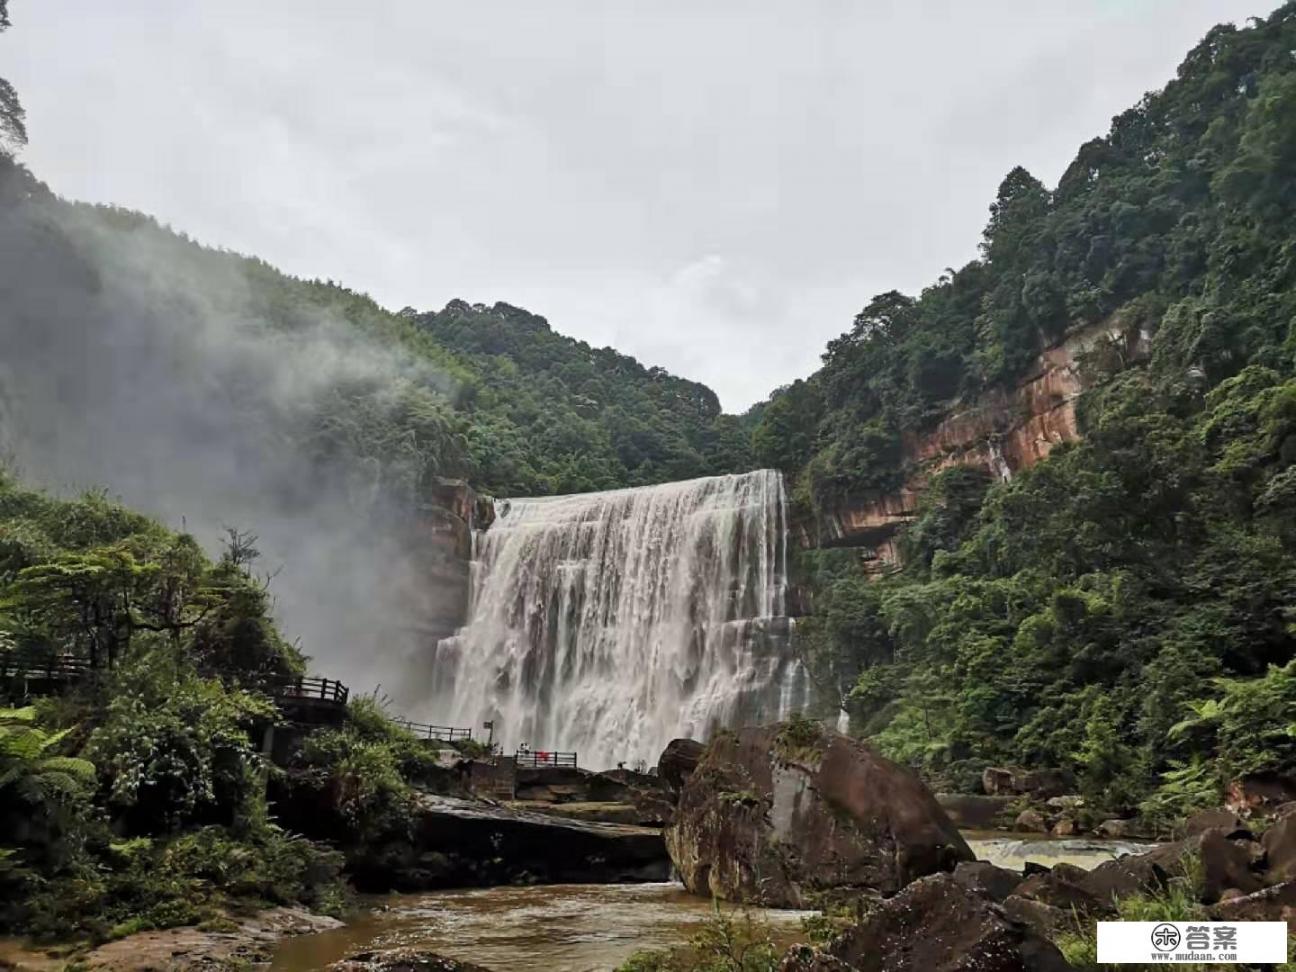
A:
270,882,812,972
271,836,1152,972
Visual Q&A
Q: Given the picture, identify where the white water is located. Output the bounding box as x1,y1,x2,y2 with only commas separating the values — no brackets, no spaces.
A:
426,470,808,769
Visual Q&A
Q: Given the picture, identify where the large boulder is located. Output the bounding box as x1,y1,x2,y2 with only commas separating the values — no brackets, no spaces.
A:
1225,773,1296,815
1261,812,1296,883
665,723,972,907
935,793,1014,829
658,738,706,798
981,767,1074,800
777,873,1070,972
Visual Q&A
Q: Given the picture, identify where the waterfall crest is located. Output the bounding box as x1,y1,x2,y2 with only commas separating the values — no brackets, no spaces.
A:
427,469,806,769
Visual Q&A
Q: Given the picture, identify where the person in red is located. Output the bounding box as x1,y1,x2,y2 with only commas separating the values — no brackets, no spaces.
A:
537,750,550,763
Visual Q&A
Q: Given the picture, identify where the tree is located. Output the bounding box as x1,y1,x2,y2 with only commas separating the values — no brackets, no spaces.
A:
0,1,26,155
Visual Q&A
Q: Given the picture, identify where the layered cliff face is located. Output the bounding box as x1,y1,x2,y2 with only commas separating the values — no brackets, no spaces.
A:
411,478,495,643
800,318,1148,570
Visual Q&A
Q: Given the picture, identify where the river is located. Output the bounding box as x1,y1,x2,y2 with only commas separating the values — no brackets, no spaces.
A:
270,835,1152,972
270,882,812,972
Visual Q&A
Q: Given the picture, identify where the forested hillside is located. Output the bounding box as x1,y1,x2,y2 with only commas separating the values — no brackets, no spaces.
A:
0,158,743,504
413,301,753,494
758,4,1296,817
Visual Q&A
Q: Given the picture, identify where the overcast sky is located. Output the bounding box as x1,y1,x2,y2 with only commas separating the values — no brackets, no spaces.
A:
6,0,1268,410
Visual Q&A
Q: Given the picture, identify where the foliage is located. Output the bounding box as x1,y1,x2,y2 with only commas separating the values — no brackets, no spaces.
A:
0,1,25,156
776,6,1296,810
414,300,755,495
0,477,342,939
614,902,781,972
1053,853,1225,972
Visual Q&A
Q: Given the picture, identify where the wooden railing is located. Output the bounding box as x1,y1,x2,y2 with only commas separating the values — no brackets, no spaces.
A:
0,648,93,684
391,718,473,742
262,675,349,706
514,749,577,769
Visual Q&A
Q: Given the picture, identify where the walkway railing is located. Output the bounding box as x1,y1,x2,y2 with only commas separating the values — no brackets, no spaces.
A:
0,647,93,685
515,749,577,769
392,718,473,742
262,675,350,706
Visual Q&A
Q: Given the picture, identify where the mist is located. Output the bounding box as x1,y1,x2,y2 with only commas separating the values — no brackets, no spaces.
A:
0,161,460,702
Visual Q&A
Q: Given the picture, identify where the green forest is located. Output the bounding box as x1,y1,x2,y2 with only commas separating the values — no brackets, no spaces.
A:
762,5,1296,819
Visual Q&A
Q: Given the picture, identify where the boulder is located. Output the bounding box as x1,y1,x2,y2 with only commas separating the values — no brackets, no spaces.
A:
1014,809,1049,833
951,860,1022,902
332,949,494,972
1095,817,1150,839
1180,809,1248,838
1198,829,1263,904
408,793,670,887
666,723,972,906
1049,816,1076,837
1225,773,1296,815
1044,795,1083,811
1209,880,1296,922
982,767,1075,800
1261,812,1296,883
935,792,1014,829
1002,895,1072,939
658,738,705,797
1014,862,1103,913
1080,852,1169,906
777,873,1070,972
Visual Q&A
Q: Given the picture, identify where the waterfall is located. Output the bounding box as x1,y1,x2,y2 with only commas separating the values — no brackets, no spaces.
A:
426,469,801,769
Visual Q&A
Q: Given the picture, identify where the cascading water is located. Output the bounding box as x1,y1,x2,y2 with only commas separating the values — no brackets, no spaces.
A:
426,469,808,769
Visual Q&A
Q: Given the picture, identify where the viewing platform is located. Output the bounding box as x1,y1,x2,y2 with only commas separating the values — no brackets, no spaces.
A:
1,647,94,697
260,674,349,726
392,718,474,743
515,749,578,769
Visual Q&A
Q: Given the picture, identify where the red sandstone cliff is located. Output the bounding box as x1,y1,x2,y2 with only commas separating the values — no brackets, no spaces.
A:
802,319,1147,569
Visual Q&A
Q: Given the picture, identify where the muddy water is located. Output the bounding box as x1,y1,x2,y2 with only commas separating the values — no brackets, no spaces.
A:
270,883,811,972
272,838,1152,971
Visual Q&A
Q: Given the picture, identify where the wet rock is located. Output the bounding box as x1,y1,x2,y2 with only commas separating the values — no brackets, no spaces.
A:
332,948,495,972
935,792,1014,829
1199,829,1263,904
1044,795,1083,811
1022,861,1051,877
1180,809,1248,838
74,907,343,972
1014,809,1049,833
1080,852,1169,905
409,793,670,887
1002,895,1072,939
777,873,1070,972
1049,816,1076,837
1095,817,1149,839
951,860,1022,902
1015,862,1103,913
658,738,705,798
666,723,972,906
982,767,1075,800
1261,812,1296,882
1209,880,1296,922
1225,773,1296,816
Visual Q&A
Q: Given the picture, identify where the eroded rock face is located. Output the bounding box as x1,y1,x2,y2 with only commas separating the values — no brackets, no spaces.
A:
658,737,706,798
795,317,1149,570
777,873,1070,972
665,723,972,907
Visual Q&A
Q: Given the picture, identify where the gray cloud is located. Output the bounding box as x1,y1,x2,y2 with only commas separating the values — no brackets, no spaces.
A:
6,0,1266,410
